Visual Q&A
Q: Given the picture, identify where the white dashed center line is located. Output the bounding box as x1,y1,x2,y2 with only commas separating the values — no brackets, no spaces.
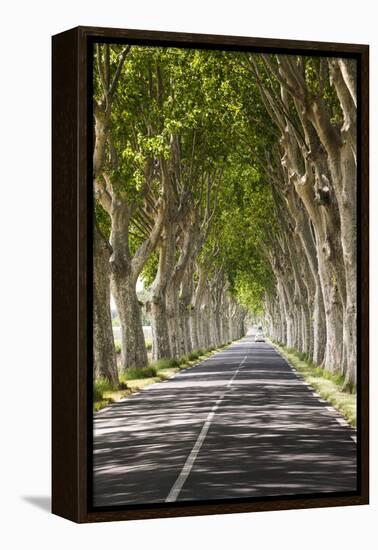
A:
165,355,247,503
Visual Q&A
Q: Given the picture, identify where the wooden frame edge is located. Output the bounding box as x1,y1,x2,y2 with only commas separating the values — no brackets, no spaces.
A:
52,27,80,522
52,26,369,524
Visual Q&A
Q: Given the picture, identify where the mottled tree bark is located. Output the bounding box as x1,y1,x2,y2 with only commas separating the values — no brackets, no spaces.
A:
111,271,147,370
251,54,356,385
278,55,357,383
150,223,176,360
103,193,166,371
93,223,118,385
92,45,130,382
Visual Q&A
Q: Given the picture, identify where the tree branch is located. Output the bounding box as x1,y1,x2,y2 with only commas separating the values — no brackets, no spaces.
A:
109,45,131,97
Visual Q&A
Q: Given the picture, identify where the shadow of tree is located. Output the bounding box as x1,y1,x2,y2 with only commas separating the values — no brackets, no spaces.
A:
93,342,356,507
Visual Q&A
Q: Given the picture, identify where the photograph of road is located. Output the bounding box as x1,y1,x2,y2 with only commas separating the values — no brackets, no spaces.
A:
92,44,358,508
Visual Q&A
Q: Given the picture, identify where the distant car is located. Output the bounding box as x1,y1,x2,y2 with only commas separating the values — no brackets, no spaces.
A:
255,330,265,342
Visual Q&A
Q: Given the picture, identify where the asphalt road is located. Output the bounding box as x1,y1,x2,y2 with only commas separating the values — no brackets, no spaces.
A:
93,336,357,507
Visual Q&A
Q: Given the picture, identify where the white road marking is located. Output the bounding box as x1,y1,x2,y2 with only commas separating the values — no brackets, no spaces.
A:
270,345,355,430
324,405,353,429
335,417,350,427
165,355,247,503
95,406,112,415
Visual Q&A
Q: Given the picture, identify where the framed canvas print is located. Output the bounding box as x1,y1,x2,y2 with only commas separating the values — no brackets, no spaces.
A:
52,26,369,523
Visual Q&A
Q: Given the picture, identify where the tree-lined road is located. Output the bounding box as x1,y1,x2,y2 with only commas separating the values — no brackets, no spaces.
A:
93,338,357,507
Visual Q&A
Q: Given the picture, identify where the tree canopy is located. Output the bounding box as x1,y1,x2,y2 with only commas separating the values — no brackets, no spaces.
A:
92,44,357,391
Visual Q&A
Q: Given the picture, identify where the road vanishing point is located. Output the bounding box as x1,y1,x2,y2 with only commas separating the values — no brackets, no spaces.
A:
93,337,357,507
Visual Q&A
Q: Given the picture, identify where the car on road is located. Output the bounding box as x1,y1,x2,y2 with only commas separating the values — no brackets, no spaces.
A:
255,330,265,342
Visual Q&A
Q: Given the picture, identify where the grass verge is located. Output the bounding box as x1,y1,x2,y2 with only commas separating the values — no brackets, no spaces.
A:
151,358,180,370
270,340,356,427
93,378,131,412
123,365,158,379
94,341,235,412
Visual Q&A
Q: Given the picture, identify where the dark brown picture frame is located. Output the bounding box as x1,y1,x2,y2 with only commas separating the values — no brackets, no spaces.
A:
52,25,369,523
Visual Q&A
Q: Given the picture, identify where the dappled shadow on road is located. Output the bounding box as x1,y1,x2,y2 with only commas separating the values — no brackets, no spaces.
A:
179,385,356,501
93,340,356,507
94,354,238,506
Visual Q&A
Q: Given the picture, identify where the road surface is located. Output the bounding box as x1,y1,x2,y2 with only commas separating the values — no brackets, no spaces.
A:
93,337,357,507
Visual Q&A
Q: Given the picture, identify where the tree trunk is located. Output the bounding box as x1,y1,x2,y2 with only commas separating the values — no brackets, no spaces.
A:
111,270,148,370
180,267,195,353
93,223,119,385
150,223,176,360
150,296,171,361
166,282,181,359
189,308,199,350
292,164,345,373
327,146,357,386
191,265,208,349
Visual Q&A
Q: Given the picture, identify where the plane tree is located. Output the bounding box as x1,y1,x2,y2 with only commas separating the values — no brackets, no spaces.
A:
245,54,357,386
